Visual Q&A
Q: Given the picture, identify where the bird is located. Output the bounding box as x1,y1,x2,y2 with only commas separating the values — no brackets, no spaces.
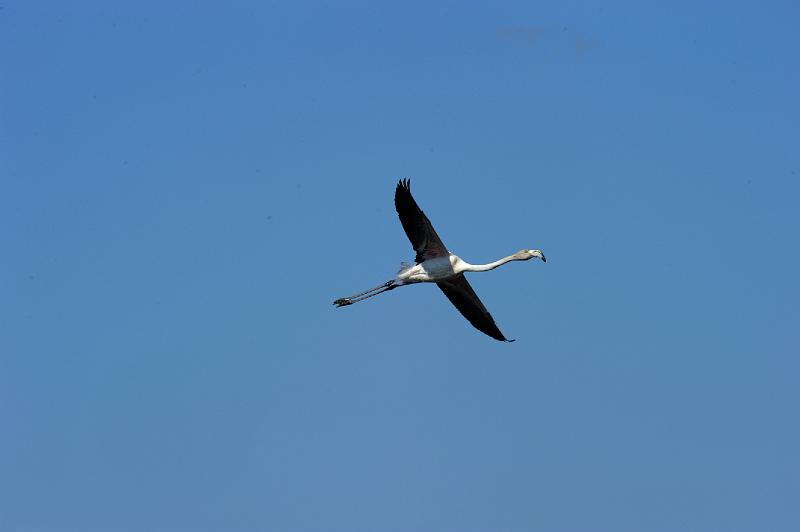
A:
333,179,546,342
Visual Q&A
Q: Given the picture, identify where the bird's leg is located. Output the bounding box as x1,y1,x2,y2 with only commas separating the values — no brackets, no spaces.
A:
334,280,395,302
335,285,396,306
333,281,397,307
343,280,395,299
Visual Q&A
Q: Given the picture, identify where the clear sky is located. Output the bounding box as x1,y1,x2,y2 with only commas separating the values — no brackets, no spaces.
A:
3,1,799,531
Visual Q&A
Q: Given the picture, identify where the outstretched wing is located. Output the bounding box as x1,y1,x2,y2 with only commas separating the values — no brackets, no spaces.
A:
394,179,449,263
437,274,510,342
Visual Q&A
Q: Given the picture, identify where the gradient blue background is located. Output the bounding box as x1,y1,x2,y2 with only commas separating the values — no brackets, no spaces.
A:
3,2,799,531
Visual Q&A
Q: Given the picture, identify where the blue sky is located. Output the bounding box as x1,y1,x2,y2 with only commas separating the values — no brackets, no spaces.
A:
2,1,799,531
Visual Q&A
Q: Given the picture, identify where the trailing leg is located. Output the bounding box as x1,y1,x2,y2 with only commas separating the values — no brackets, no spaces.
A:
333,280,398,307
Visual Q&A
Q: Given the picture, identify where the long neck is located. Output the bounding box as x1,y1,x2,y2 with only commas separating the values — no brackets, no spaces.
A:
460,254,519,273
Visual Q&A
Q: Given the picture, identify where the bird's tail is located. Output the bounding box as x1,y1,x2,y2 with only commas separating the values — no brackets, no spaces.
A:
397,262,414,274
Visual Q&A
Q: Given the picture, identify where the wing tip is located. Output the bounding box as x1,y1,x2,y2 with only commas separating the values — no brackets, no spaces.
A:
396,177,411,192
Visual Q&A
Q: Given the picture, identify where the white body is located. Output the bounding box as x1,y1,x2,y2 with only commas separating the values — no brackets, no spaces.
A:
397,255,465,283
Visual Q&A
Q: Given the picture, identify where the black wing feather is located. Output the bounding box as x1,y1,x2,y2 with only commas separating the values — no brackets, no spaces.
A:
394,179,449,263
437,274,510,342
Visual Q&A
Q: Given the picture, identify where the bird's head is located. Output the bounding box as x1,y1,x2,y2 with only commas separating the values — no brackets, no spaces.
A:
515,249,546,262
